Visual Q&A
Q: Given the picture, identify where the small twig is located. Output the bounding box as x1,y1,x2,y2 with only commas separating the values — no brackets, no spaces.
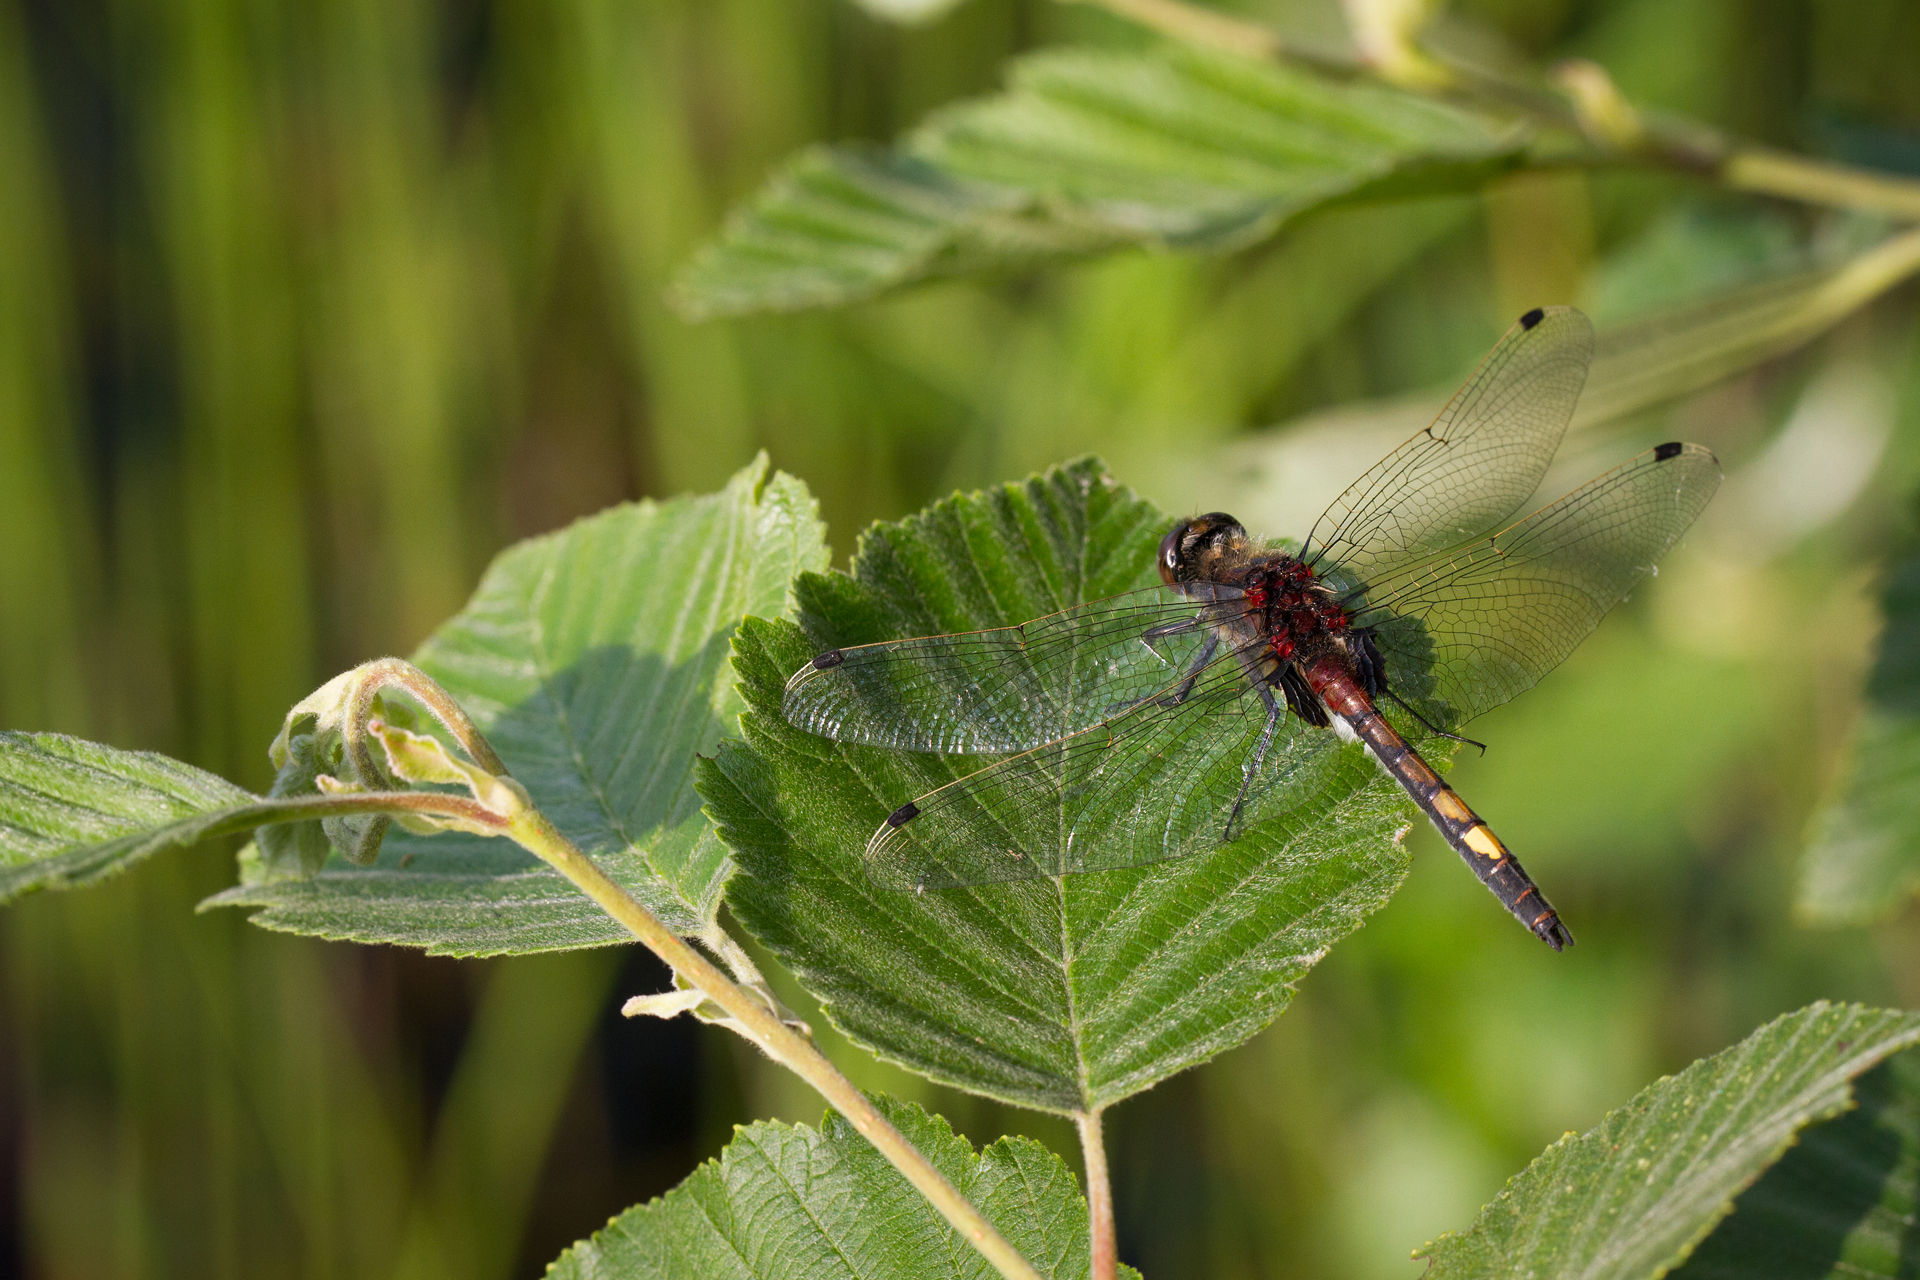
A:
1074,0,1920,225
1721,147,1920,224
253,789,507,829
266,675,1047,1280
506,810,1045,1280
1059,0,1278,58
1076,1108,1117,1280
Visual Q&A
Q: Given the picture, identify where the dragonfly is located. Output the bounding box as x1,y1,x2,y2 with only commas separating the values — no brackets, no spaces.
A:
781,307,1721,949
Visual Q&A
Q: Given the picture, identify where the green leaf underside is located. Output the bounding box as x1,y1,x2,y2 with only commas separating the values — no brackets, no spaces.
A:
1800,547,1920,924
207,457,829,954
701,458,1414,1113
672,44,1520,318
548,1095,1133,1280
1675,1048,1920,1280
1419,1002,1920,1280
0,732,261,901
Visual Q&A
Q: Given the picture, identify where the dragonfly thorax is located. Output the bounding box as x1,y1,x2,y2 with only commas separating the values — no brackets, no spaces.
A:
1237,554,1351,665
1162,514,1358,669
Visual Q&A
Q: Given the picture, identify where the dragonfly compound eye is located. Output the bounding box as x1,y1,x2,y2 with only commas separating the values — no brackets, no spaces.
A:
1158,525,1185,583
1161,513,1247,583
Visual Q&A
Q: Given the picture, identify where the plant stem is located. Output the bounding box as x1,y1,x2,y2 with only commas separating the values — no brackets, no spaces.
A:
1076,1108,1117,1280
506,806,1047,1280
1060,0,1279,59
1721,147,1920,223
1070,0,1920,225
227,789,507,835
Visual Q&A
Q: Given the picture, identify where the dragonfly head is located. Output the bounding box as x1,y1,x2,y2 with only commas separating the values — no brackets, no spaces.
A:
1160,512,1248,584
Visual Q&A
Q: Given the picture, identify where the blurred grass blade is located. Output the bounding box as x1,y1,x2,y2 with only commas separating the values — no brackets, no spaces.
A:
547,1094,1131,1280
390,950,620,1280
1417,1003,1920,1280
700,458,1413,1113
208,457,829,952
1576,227,1920,430
1799,541,1920,924
1672,1049,1920,1279
672,44,1521,318
0,731,261,901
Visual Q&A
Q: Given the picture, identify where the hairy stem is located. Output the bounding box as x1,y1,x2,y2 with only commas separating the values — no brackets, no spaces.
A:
1076,1108,1117,1280
507,806,1046,1280
341,657,509,780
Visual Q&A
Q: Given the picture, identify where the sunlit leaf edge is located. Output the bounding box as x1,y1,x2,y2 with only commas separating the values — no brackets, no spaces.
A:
1673,1046,1920,1279
1418,1001,1920,1280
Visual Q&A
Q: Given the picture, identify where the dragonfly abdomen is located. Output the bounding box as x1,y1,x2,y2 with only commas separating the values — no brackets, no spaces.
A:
1305,658,1574,951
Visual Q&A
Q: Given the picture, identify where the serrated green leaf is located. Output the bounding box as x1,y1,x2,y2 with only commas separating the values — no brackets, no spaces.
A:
672,44,1521,318
207,456,829,954
700,458,1413,1113
548,1094,1131,1280
1799,543,1920,924
0,731,260,900
1418,1002,1920,1280
1674,1048,1920,1279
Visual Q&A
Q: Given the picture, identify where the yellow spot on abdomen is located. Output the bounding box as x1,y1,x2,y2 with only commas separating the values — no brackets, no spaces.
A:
1462,824,1506,860
1431,789,1473,824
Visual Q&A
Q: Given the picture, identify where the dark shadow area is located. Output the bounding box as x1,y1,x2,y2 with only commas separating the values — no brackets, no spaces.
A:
0,923,21,1280
513,946,714,1277
1112,1070,1216,1280
350,946,490,1137
1676,1049,1920,1278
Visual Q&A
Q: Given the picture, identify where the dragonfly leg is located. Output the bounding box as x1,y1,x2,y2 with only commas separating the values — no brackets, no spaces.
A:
1224,683,1285,841
1141,617,1200,644
1277,662,1330,728
1381,687,1487,755
1162,633,1220,706
1105,632,1220,717
1352,628,1388,697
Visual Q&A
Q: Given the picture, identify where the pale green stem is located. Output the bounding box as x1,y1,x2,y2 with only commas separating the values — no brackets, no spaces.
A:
505,806,1047,1280
265,692,1045,1280
1076,1108,1116,1280
1720,147,1920,223
1059,0,1280,59
1067,0,1920,224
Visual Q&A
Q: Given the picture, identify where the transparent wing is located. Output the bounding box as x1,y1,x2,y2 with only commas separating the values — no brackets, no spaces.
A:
1351,442,1722,728
864,644,1350,888
1303,307,1595,590
782,583,1248,754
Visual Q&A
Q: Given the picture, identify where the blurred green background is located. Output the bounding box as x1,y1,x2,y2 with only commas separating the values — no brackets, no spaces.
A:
4,0,1920,1276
